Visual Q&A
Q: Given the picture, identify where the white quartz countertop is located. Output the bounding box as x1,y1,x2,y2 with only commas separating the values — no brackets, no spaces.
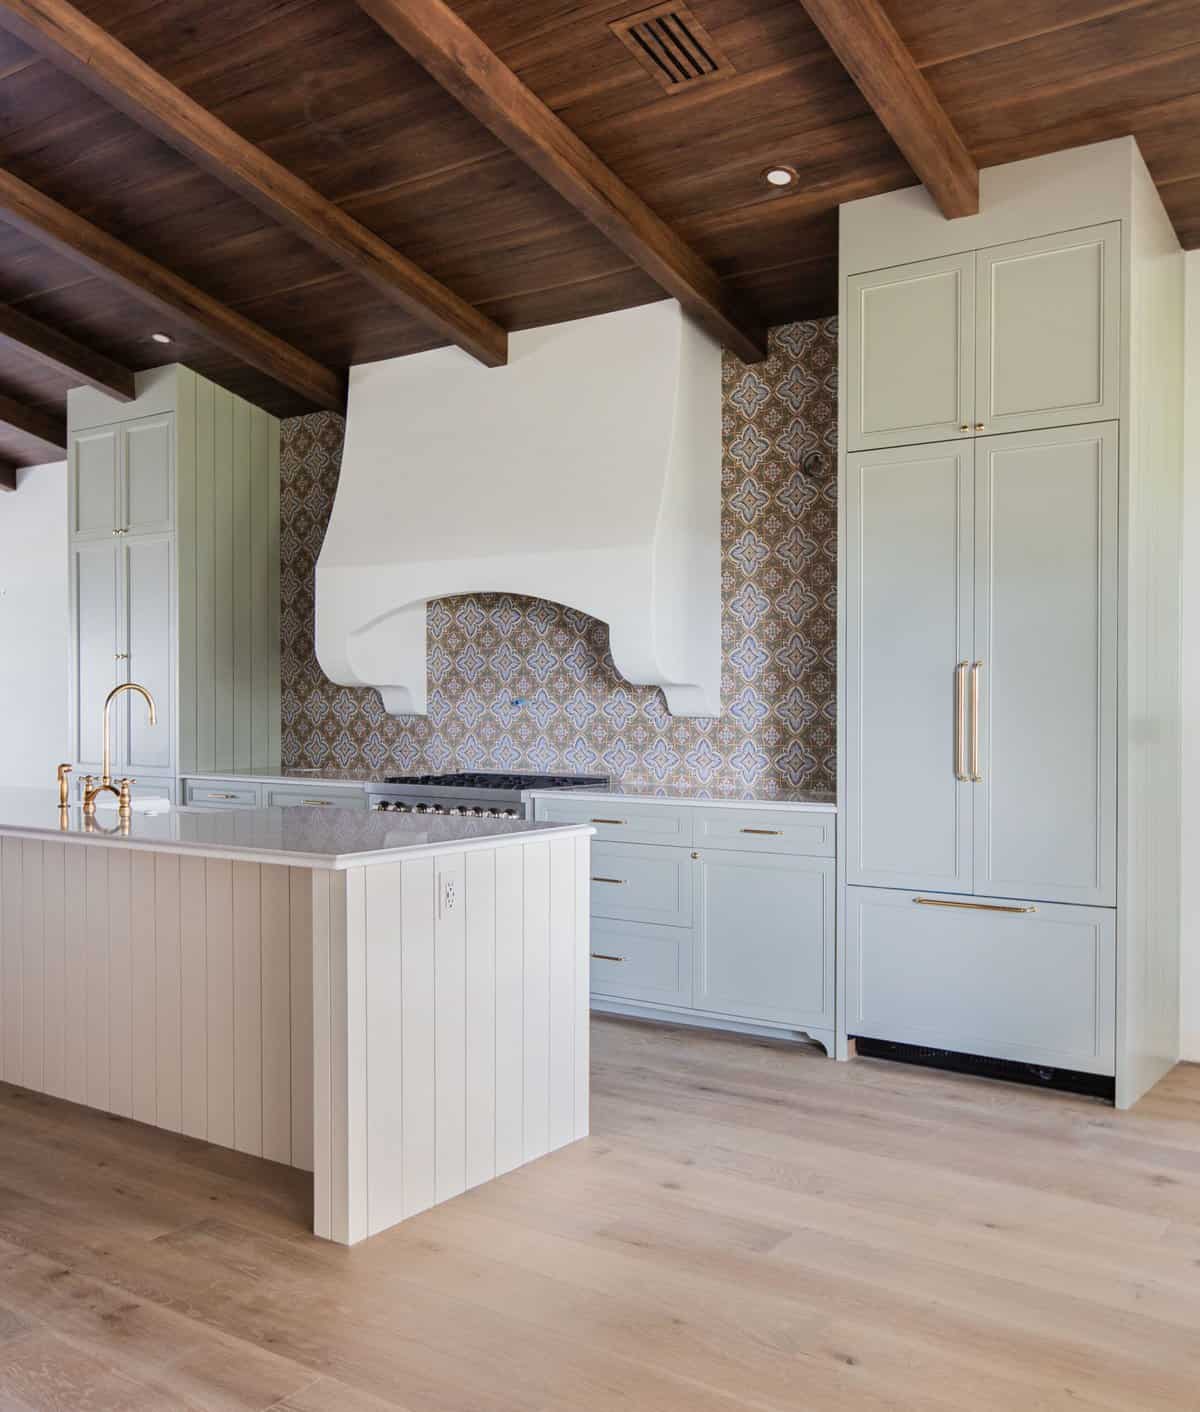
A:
181,768,377,787
526,786,836,811
0,788,588,870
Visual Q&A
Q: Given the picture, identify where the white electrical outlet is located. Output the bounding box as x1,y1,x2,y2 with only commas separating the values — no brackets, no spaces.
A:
442,876,457,914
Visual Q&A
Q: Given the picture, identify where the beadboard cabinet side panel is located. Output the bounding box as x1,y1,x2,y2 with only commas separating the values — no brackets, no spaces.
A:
177,375,280,776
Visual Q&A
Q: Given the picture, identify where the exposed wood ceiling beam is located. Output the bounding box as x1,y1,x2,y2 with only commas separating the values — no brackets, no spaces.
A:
0,388,65,453
0,167,345,410
354,0,767,363
794,0,978,219
0,463,16,492
0,302,135,401
0,0,508,368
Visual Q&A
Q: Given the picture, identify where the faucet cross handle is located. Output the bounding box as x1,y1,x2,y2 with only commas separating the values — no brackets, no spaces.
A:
118,777,135,820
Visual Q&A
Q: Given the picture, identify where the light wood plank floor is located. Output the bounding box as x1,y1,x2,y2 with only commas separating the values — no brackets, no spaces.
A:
0,1016,1198,1411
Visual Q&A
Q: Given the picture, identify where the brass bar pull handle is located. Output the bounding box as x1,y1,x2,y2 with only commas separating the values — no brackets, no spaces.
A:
591,952,624,963
913,897,1036,914
206,792,238,800
591,876,626,885
741,827,783,837
969,660,983,782
590,817,627,826
954,660,968,781
301,799,333,806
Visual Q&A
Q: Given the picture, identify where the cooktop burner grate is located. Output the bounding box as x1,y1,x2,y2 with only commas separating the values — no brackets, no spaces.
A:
382,772,607,790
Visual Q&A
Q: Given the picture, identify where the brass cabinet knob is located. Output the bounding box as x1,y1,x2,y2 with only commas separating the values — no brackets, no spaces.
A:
974,422,985,431
959,423,969,432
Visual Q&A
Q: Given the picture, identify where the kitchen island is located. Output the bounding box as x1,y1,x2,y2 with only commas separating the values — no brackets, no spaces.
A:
0,789,591,1244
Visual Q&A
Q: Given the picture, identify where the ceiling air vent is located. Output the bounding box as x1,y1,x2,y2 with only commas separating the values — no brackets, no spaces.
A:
609,3,735,94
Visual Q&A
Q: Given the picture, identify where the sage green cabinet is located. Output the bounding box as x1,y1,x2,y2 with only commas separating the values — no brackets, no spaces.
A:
70,540,123,767
71,426,120,539
693,848,834,1032
846,251,975,451
846,223,1120,453
532,794,836,1049
843,424,1117,907
70,414,174,540
67,367,281,787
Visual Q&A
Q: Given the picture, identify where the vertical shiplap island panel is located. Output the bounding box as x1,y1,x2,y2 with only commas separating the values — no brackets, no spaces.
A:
399,857,437,1222
464,848,497,1190
494,845,525,1176
41,843,66,1100
310,838,590,1243
0,841,315,1169
154,851,182,1133
0,829,589,1247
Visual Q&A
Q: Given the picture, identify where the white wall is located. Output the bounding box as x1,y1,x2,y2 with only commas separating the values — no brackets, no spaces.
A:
0,462,68,787
1182,250,1200,1060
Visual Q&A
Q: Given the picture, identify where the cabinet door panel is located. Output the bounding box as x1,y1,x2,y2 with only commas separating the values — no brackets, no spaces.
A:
976,224,1120,435
122,415,174,535
694,850,833,1030
72,541,120,767
845,886,1116,1074
846,252,974,451
122,535,174,773
845,443,974,891
71,427,118,539
973,425,1117,904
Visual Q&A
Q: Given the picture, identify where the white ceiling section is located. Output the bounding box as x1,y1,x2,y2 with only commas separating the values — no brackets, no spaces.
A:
316,299,723,717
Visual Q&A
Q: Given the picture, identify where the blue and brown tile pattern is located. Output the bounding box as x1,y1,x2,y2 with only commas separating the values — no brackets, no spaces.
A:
280,318,837,798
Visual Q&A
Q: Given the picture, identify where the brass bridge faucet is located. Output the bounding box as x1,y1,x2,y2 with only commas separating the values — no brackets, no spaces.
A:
80,682,158,820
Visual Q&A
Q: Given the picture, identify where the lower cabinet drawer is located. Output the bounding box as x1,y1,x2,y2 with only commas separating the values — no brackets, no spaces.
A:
265,785,368,810
183,780,261,808
845,886,1116,1074
694,807,834,857
590,918,693,1007
589,843,692,927
535,797,692,846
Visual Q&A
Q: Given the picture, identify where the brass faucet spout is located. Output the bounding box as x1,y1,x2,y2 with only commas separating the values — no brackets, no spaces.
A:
81,682,159,815
99,681,158,788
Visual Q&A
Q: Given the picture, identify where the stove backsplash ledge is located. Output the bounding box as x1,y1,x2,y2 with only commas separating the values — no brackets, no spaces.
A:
280,318,836,799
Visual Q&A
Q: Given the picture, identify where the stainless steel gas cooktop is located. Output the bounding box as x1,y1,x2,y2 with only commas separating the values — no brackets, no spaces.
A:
367,771,608,819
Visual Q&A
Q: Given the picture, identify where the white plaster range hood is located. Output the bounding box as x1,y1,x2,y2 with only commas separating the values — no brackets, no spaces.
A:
315,299,722,717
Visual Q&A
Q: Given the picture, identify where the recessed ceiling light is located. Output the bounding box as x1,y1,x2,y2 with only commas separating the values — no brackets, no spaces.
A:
150,332,173,344
763,165,798,188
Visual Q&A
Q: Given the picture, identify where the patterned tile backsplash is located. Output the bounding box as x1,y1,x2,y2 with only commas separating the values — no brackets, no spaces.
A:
280,318,837,798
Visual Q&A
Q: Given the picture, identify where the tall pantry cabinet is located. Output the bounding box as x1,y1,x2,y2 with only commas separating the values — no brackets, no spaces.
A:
67,367,281,797
836,139,1184,1108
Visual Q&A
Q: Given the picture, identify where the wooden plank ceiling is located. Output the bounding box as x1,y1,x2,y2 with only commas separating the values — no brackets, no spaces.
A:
0,0,1194,470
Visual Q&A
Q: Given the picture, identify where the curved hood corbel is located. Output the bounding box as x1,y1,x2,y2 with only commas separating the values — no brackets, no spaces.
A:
315,299,722,717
